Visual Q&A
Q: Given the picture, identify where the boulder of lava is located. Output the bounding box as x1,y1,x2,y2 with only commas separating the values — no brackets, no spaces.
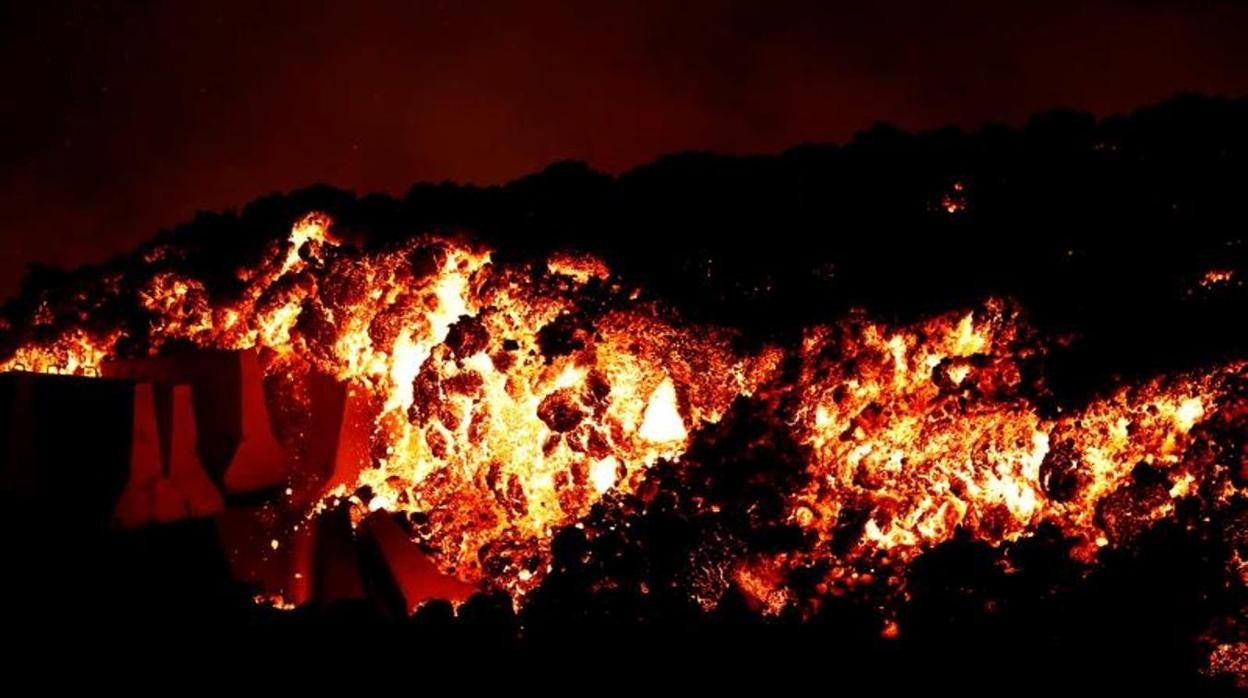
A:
407,241,452,279
1094,465,1174,544
537,389,586,433
536,312,592,360
367,297,417,352
293,298,337,360
407,370,442,425
444,315,490,359
1039,439,1082,502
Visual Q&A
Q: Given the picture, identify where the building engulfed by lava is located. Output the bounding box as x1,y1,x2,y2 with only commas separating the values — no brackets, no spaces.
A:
0,211,1245,684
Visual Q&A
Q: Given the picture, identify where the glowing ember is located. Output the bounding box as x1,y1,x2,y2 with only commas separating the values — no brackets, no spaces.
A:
1200,269,1236,288
941,181,968,214
1206,643,1248,688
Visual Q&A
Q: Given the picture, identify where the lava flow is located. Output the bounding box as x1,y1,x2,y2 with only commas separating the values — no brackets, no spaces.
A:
0,212,1244,659
737,299,1244,613
0,213,778,595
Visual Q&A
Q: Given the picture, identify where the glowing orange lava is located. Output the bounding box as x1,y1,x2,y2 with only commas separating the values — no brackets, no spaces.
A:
1,212,1244,624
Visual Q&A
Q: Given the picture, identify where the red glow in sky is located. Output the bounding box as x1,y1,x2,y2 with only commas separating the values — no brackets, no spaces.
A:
2,0,1248,295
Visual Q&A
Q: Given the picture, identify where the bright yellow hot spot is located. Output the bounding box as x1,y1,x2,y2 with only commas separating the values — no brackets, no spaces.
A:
639,377,686,443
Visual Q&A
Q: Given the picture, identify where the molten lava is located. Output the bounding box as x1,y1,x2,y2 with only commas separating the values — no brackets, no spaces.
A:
1,212,1244,644
0,213,773,594
745,299,1242,610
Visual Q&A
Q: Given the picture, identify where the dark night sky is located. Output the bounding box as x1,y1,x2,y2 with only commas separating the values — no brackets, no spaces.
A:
2,0,1248,296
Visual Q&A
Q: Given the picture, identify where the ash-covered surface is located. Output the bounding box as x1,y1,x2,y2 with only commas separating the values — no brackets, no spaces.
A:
1,94,1248,691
